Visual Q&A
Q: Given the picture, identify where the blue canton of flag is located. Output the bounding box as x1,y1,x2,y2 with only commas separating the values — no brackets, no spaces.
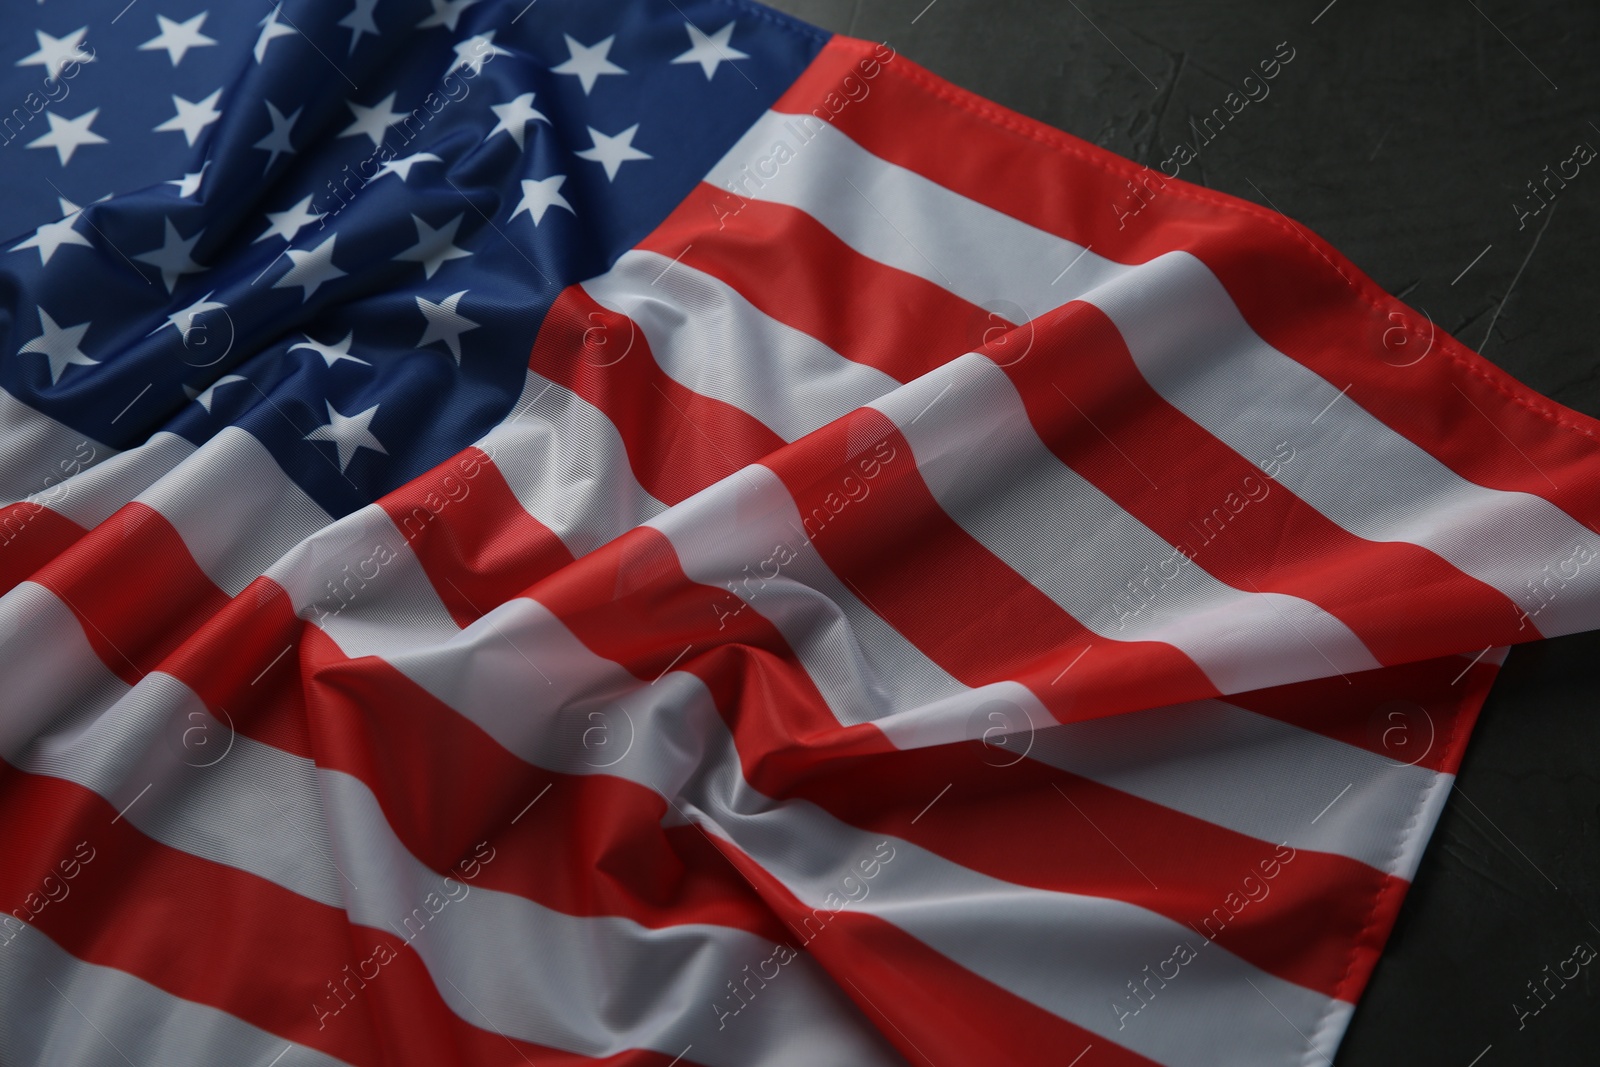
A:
1,0,823,518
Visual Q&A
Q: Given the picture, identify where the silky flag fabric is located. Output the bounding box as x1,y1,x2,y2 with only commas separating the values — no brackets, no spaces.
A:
1,1,1597,1065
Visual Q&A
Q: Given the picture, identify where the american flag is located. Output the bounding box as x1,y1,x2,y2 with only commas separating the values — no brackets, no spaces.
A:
2,0,1597,1064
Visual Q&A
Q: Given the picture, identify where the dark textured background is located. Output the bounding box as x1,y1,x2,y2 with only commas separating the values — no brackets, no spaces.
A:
761,1,1600,1062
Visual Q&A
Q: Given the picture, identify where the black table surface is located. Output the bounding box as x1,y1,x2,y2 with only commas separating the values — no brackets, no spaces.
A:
761,1,1600,1062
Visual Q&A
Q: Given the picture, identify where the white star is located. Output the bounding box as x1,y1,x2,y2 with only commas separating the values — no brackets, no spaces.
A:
449,31,507,77
254,101,301,172
188,375,247,413
273,233,346,302
10,198,91,265
671,21,748,80
510,174,574,225
338,0,381,55
340,92,406,148
305,401,388,472
139,12,217,67
417,0,481,31
134,218,206,292
290,331,369,367
487,93,547,150
394,214,472,279
551,34,626,94
16,27,94,80
154,89,223,147
26,108,106,166
254,194,323,244
149,292,227,342
416,290,479,363
255,5,298,63
373,151,441,182
21,308,98,384
576,124,651,181
168,161,210,198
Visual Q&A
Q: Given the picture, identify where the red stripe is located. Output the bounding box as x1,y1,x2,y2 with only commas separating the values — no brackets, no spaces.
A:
707,834,1163,1067
159,577,317,761
379,445,575,626
993,298,1531,663
0,766,673,1067
792,36,1600,531
22,498,321,766
0,502,84,596
1211,243,1600,535
1223,654,1498,775
792,742,1390,1001
759,406,1219,721
530,288,786,506
30,502,230,686
641,188,979,384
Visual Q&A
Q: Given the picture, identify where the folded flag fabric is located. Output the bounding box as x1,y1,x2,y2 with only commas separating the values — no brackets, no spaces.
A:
2,1,1598,1065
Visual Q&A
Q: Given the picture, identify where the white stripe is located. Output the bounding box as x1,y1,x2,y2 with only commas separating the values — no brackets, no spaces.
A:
1089,252,1600,638
39,431,196,530
392,596,715,798
0,387,117,506
871,353,1382,691
0,923,354,1067
706,111,1098,321
861,676,1452,879
1025,693,1448,878
583,251,899,442
0,582,132,756
475,369,665,558
264,503,459,659
139,426,333,596
50,680,347,909
714,109,1600,640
